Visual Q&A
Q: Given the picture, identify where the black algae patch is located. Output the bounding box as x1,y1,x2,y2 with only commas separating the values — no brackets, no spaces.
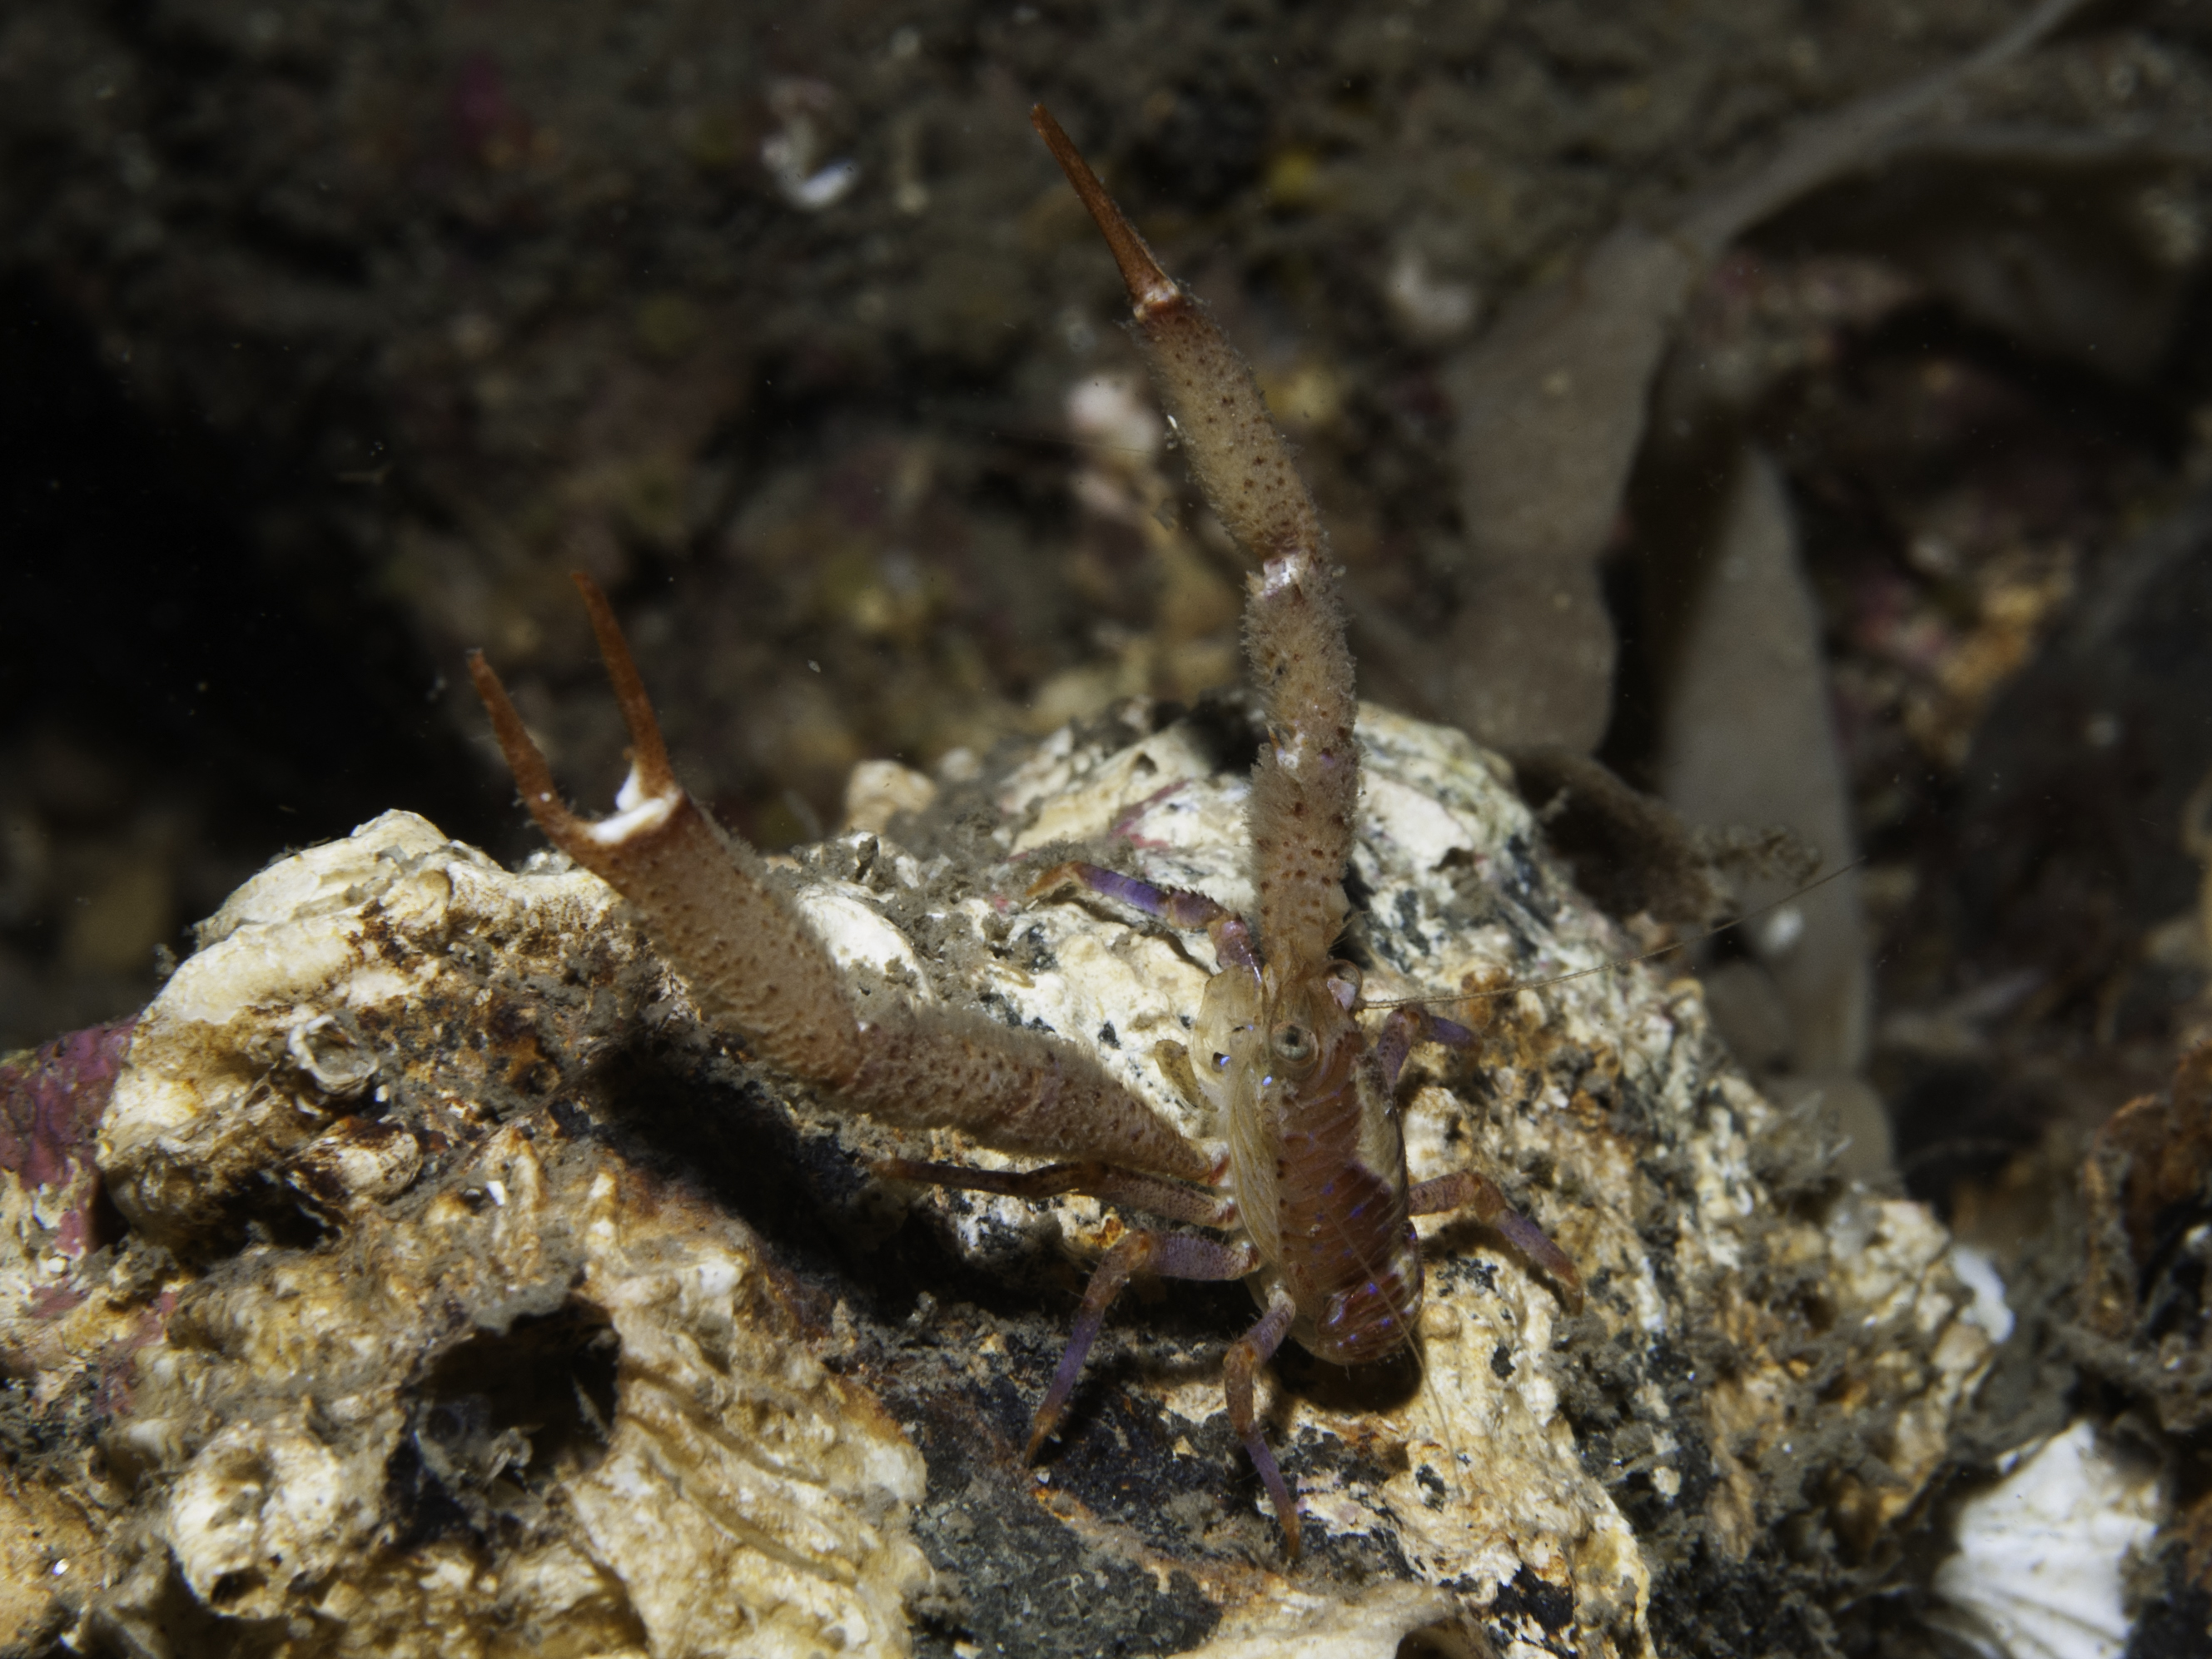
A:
1645,1540,1840,1659
893,1373,1221,1659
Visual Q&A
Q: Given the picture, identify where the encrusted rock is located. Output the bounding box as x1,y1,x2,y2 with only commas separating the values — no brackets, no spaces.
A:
1,704,2006,1657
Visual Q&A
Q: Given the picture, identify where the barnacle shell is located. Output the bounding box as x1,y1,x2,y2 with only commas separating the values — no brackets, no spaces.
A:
2,708,2011,1656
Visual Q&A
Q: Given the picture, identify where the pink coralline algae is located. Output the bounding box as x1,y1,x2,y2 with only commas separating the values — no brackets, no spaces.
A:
0,1020,136,1254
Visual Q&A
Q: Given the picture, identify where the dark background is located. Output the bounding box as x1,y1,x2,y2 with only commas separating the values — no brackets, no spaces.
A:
3,0,2210,1229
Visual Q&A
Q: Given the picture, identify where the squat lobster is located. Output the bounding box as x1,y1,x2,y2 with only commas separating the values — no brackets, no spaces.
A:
468,104,1578,1558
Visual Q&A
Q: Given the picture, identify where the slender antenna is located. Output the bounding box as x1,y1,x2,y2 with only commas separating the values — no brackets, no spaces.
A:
1364,858,1867,1011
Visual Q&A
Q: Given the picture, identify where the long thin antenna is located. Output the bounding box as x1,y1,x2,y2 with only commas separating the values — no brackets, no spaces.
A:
1364,858,1867,1011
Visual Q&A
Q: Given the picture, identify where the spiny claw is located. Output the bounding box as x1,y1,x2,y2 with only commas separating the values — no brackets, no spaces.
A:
568,572,677,802
468,573,685,864
1030,105,1179,314
467,652,589,846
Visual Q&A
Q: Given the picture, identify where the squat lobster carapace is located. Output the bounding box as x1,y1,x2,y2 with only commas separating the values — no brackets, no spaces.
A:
467,104,1581,1559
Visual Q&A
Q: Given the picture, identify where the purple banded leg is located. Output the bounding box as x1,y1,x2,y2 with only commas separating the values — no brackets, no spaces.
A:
877,1158,1235,1229
1428,1012,1479,1049
1026,859,1228,929
1373,1010,1424,1094
1027,1231,1259,1461
1372,1007,1480,1093
1223,1288,1300,1556
1409,1169,1584,1314
1026,860,1258,971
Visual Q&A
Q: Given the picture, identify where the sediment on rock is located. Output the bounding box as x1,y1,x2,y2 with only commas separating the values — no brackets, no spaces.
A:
2,707,2001,1657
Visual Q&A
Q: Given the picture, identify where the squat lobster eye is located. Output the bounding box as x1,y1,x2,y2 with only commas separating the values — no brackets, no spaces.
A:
1270,1021,1315,1065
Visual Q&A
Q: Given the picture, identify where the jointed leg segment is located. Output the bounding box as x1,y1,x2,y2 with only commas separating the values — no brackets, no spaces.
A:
1372,1006,1478,1094
889,1156,1310,1550
1225,1289,1300,1555
879,1158,1234,1229
1026,860,1257,971
1372,1009,1583,1312
1026,1230,1259,1461
1409,1170,1583,1313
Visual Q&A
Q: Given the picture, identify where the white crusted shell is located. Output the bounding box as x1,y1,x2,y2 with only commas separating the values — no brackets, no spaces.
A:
1931,1420,2165,1659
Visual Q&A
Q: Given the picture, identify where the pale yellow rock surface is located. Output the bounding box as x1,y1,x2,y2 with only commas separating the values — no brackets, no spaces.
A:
1,709,2003,1657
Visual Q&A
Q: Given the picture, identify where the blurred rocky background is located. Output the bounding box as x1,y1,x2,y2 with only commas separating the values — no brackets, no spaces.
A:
2,0,2211,1340
7,0,2212,1652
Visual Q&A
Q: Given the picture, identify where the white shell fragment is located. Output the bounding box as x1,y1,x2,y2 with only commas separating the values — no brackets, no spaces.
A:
2,709,2012,1657
843,758,938,835
165,1417,359,1618
1931,1421,2165,1659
